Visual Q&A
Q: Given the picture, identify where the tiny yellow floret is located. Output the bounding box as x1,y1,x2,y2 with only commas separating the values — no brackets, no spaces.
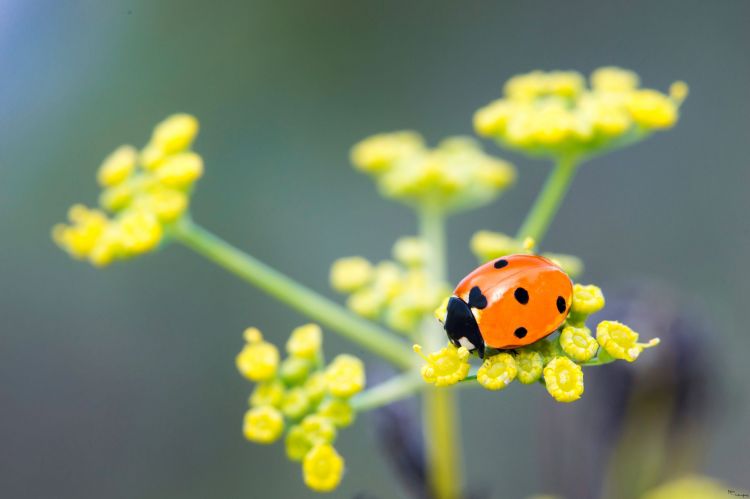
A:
596,320,660,362
97,145,137,187
392,237,429,267
302,443,345,493
155,152,204,187
570,283,605,322
286,324,323,360
243,406,284,444
477,352,517,390
281,387,312,420
151,113,199,154
286,425,312,461
317,398,355,428
590,67,640,93
330,257,374,292
325,355,365,398
414,343,470,387
515,349,544,384
350,131,423,174
236,328,280,381
301,414,337,445
250,379,286,408
628,89,677,129
543,356,584,402
559,325,599,362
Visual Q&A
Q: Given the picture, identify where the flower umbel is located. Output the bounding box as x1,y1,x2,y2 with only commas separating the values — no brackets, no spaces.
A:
53,114,202,266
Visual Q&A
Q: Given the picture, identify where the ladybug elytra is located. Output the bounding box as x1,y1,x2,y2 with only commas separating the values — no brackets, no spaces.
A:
441,254,573,358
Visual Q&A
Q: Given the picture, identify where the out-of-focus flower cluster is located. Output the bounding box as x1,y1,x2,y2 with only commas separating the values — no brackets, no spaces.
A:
471,230,584,278
330,237,450,336
236,324,365,493
351,133,516,213
53,114,202,266
474,67,687,158
416,282,659,402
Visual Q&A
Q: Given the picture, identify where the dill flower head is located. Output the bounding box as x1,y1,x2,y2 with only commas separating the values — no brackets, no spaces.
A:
474,67,686,159
53,113,203,266
236,328,280,382
596,320,660,362
543,356,584,403
243,406,285,444
302,443,345,493
325,354,365,398
414,343,471,387
351,133,515,213
477,352,517,390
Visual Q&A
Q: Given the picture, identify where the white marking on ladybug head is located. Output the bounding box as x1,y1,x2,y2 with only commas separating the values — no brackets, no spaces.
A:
458,336,475,351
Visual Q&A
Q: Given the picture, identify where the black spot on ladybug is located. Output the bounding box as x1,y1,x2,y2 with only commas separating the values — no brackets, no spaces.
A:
514,327,527,339
556,296,566,313
514,287,529,305
494,259,508,269
468,286,488,309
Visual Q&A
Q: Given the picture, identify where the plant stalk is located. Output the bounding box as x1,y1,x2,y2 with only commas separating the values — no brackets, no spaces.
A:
171,218,414,369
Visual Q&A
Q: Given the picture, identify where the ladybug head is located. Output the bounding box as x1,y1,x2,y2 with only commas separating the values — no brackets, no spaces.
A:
443,297,486,358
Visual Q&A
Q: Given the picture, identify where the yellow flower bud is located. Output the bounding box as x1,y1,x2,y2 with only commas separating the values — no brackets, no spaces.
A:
280,357,312,386
303,371,328,405
350,131,423,174
569,283,605,323
99,182,135,212
346,288,383,319
236,328,279,381
559,325,598,362
330,256,374,293
641,474,730,499
414,343,470,387
302,444,345,493
285,425,312,461
325,355,365,398
151,113,199,154
117,209,162,254
590,66,640,93
140,143,166,171
138,187,188,222
317,398,355,428
543,356,584,403
97,145,137,187
669,81,689,104
281,387,312,421
155,152,204,187
286,324,323,360
470,230,523,262
243,406,284,444
477,352,517,390
628,89,678,129
301,414,337,445
596,320,659,362
249,379,286,408
542,252,584,279
515,349,544,384
392,237,428,267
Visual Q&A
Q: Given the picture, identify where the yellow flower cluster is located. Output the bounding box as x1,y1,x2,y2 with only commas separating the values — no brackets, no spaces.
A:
351,133,516,213
470,230,584,278
52,114,202,266
330,237,450,335
236,324,363,492
474,67,687,158
417,283,659,402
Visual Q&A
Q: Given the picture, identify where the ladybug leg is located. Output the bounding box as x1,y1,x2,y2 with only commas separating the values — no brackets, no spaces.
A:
444,297,486,358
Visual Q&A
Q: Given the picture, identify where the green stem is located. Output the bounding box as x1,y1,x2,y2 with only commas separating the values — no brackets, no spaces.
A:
350,370,423,412
171,218,414,369
418,206,463,499
516,155,580,245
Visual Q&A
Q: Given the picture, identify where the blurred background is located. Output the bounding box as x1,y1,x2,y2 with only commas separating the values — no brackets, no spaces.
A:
2,1,749,497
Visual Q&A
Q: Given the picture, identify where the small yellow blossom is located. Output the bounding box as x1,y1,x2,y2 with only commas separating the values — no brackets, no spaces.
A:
477,352,517,390
669,81,689,104
392,237,428,267
304,371,328,405
330,257,374,292
414,343,470,387
590,67,639,93
531,337,565,364
325,355,365,398
350,131,423,174
281,387,312,420
137,187,188,222
236,328,280,382
150,113,199,154
628,89,678,128
302,443,345,493
317,398,355,428
280,357,312,386
596,320,659,362
559,325,598,362
99,183,135,212
249,379,286,408
542,253,584,279
543,356,584,403
243,406,284,444
346,288,383,319
52,205,108,259
641,475,731,499
569,283,605,323
155,152,204,187
285,425,313,461
286,324,323,360
118,209,163,254
515,349,544,384
301,414,337,445
97,145,137,187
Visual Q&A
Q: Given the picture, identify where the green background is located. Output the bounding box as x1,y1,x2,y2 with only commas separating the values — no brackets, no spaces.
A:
2,1,748,497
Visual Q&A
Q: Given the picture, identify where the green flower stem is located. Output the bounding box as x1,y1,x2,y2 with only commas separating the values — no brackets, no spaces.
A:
418,205,463,499
516,155,580,245
350,370,423,412
171,218,414,369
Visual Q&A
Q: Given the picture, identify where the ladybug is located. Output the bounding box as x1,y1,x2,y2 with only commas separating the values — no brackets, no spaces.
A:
441,254,573,358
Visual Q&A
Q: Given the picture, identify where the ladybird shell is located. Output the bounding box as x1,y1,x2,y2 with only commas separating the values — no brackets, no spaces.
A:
453,254,573,349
